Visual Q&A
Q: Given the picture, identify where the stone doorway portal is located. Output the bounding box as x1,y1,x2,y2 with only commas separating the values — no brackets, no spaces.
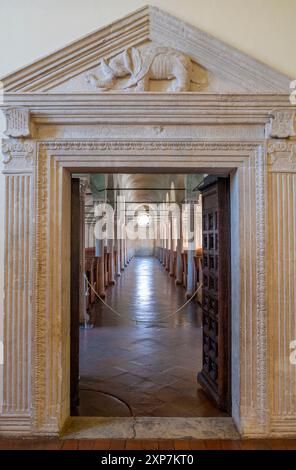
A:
1,6,295,438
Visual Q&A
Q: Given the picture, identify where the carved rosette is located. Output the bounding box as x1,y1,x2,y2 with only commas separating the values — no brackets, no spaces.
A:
4,108,31,138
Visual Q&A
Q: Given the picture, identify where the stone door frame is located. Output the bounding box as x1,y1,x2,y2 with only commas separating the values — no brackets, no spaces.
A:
0,93,295,438
2,134,267,437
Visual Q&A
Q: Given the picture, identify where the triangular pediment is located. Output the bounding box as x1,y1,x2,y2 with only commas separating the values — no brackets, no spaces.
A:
1,5,290,93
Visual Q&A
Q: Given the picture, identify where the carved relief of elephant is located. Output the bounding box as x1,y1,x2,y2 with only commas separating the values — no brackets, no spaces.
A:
85,46,206,92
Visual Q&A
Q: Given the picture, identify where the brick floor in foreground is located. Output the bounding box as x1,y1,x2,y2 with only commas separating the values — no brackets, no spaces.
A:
0,438,296,450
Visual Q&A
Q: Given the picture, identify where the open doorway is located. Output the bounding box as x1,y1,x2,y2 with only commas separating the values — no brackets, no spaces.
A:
70,172,231,418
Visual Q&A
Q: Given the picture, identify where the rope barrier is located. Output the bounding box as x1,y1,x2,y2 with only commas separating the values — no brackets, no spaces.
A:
84,274,129,321
84,273,203,325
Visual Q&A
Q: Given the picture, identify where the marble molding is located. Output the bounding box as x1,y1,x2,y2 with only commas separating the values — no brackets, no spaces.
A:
0,6,296,439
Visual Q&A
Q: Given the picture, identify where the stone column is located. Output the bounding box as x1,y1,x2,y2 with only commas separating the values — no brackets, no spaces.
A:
94,236,105,298
116,239,121,276
165,222,170,271
186,202,195,298
114,213,121,276
169,217,174,276
97,239,106,297
120,238,125,271
267,139,296,433
126,239,129,264
91,221,96,247
107,239,115,284
85,217,96,248
104,241,108,289
1,138,34,422
124,238,128,267
161,227,167,267
175,238,183,285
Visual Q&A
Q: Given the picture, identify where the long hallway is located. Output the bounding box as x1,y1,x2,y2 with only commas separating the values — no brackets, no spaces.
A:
79,256,226,418
89,256,200,327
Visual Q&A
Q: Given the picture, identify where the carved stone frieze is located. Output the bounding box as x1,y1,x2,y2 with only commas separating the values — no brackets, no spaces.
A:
269,109,295,138
38,124,264,142
85,46,207,92
40,140,257,153
4,108,31,138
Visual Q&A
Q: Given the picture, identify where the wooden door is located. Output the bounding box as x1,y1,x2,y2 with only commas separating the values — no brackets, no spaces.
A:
70,178,81,411
197,176,231,412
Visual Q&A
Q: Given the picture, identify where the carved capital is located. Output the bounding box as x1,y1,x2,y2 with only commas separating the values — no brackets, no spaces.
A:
4,107,31,138
267,139,296,172
269,108,295,138
2,140,34,173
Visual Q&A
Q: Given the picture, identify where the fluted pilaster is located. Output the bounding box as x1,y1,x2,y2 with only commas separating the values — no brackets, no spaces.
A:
1,140,34,429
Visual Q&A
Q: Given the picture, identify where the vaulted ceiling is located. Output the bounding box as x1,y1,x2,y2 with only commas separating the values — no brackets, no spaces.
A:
79,172,204,209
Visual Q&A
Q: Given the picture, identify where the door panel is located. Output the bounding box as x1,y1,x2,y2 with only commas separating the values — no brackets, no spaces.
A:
70,178,81,411
197,176,231,413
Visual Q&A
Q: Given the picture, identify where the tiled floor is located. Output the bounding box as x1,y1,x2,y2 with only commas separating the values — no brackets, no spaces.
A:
78,256,225,418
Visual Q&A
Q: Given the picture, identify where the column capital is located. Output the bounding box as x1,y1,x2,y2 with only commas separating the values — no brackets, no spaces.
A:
268,108,295,138
2,139,35,174
267,139,296,172
4,107,31,138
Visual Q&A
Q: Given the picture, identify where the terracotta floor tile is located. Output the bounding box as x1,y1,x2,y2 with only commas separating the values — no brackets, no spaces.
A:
78,257,222,417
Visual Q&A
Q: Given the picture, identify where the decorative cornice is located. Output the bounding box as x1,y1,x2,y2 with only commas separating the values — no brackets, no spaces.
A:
269,108,295,138
1,93,293,131
4,108,30,138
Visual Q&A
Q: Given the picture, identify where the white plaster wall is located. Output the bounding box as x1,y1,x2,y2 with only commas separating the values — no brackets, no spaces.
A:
0,0,295,78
